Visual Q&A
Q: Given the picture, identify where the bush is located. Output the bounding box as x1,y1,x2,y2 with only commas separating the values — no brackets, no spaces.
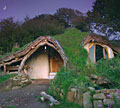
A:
95,57,120,88
48,67,93,101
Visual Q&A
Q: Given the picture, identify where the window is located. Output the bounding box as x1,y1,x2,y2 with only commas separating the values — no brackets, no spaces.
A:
89,45,95,63
96,45,104,62
89,44,108,63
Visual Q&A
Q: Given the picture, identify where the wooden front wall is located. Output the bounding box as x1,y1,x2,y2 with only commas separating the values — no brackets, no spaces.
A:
49,47,64,73
24,45,64,79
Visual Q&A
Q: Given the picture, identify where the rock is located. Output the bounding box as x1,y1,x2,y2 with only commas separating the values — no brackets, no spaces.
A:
60,93,63,98
83,92,92,108
109,89,116,93
90,74,99,79
94,100,103,108
21,78,26,80
12,86,21,90
67,90,83,106
75,91,83,106
71,88,77,92
101,89,115,94
93,93,105,99
61,89,64,93
67,91,75,102
88,87,95,91
21,79,29,83
103,99,114,106
110,93,120,99
97,78,110,85
96,90,101,93
12,80,20,86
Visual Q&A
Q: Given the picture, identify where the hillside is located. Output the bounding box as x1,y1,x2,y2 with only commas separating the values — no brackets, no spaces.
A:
0,28,120,107
54,28,88,72
48,28,120,108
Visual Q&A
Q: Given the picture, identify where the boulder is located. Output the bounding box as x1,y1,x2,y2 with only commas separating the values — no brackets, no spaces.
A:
67,89,83,106
67,91,75,102
94,100,103,108
93,93,105,100
83,92,92,108
103,99,114,106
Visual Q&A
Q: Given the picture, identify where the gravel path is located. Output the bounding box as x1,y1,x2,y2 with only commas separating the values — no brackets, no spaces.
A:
0,84,50,108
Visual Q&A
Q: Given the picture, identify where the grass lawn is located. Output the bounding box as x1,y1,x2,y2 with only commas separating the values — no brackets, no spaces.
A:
0,73,17,83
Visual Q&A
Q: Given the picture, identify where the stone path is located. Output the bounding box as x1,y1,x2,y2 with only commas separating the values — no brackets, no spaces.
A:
0,84,50,108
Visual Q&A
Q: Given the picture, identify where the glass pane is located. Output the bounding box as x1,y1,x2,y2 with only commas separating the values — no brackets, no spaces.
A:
105,49,108,59
96,45,103,62
89,45,95,63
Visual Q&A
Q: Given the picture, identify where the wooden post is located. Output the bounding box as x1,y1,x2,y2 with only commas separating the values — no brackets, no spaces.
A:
3,64,6,73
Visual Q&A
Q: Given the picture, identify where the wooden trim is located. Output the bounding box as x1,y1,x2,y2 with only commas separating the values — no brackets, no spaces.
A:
94,44,96,63
88,43,110,63
105,48,109,58
18,42,58,73
0,36,67,69
3,64,6,73
103,48,105,59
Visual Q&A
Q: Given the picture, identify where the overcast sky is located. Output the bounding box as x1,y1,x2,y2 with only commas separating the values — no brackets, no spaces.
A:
0,0,94,21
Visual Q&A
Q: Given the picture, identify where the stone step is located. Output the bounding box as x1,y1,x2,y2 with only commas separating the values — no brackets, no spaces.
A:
49,72,57,76
31,79,51,84
48,75,55,79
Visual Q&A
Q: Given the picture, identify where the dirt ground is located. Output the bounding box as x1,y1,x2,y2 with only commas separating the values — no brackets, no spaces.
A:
0,84,50,108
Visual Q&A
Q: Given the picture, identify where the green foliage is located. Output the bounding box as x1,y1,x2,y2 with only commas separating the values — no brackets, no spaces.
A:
12,43,29,53
88,0,120,37
0,73,17,83
48,29,93,104
7,97,12,102
112,94,120,108
6,106,16,108
0,15,65,54
37,96,41,102
94,57,120,88
49,68,93,98
54,28,88,72
52,102,82,108
12,48,20,52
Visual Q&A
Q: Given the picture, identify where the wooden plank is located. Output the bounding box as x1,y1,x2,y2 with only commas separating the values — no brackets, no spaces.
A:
7,66,19,71
51,55,63,72
3,64,6,73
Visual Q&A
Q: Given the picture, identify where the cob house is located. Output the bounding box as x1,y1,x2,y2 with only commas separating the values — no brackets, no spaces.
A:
83,34,120,63
0,36,67,79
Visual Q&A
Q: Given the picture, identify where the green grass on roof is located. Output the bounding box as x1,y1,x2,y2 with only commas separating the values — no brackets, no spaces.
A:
53,28,89,71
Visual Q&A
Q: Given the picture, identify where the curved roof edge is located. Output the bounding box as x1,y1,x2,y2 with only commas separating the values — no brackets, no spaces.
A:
83,33,120,54
0,36,67,67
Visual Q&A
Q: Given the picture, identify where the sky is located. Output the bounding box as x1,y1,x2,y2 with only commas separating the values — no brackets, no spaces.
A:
0,0,94,21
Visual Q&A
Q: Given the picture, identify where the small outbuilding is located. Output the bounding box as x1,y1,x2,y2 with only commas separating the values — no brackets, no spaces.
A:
0,36,67,79
83,34,120,63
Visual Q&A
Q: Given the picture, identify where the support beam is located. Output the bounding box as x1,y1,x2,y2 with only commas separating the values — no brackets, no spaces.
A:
3,64,6,73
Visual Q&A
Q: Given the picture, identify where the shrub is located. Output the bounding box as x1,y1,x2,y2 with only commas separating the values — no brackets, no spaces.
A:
95,56,120,88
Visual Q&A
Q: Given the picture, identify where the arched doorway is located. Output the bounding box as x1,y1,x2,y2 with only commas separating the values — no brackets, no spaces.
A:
25,45,64,79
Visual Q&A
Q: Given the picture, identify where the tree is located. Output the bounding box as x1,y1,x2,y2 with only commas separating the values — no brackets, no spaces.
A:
54,8,83,27
87,0,120,39
0,17,20,53
72,16,89,32
22,14,65,38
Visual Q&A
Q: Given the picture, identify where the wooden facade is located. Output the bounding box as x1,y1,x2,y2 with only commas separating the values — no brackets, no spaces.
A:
0,36,67,79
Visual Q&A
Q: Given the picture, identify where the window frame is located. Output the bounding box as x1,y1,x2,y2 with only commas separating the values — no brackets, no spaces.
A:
88,43,109,63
